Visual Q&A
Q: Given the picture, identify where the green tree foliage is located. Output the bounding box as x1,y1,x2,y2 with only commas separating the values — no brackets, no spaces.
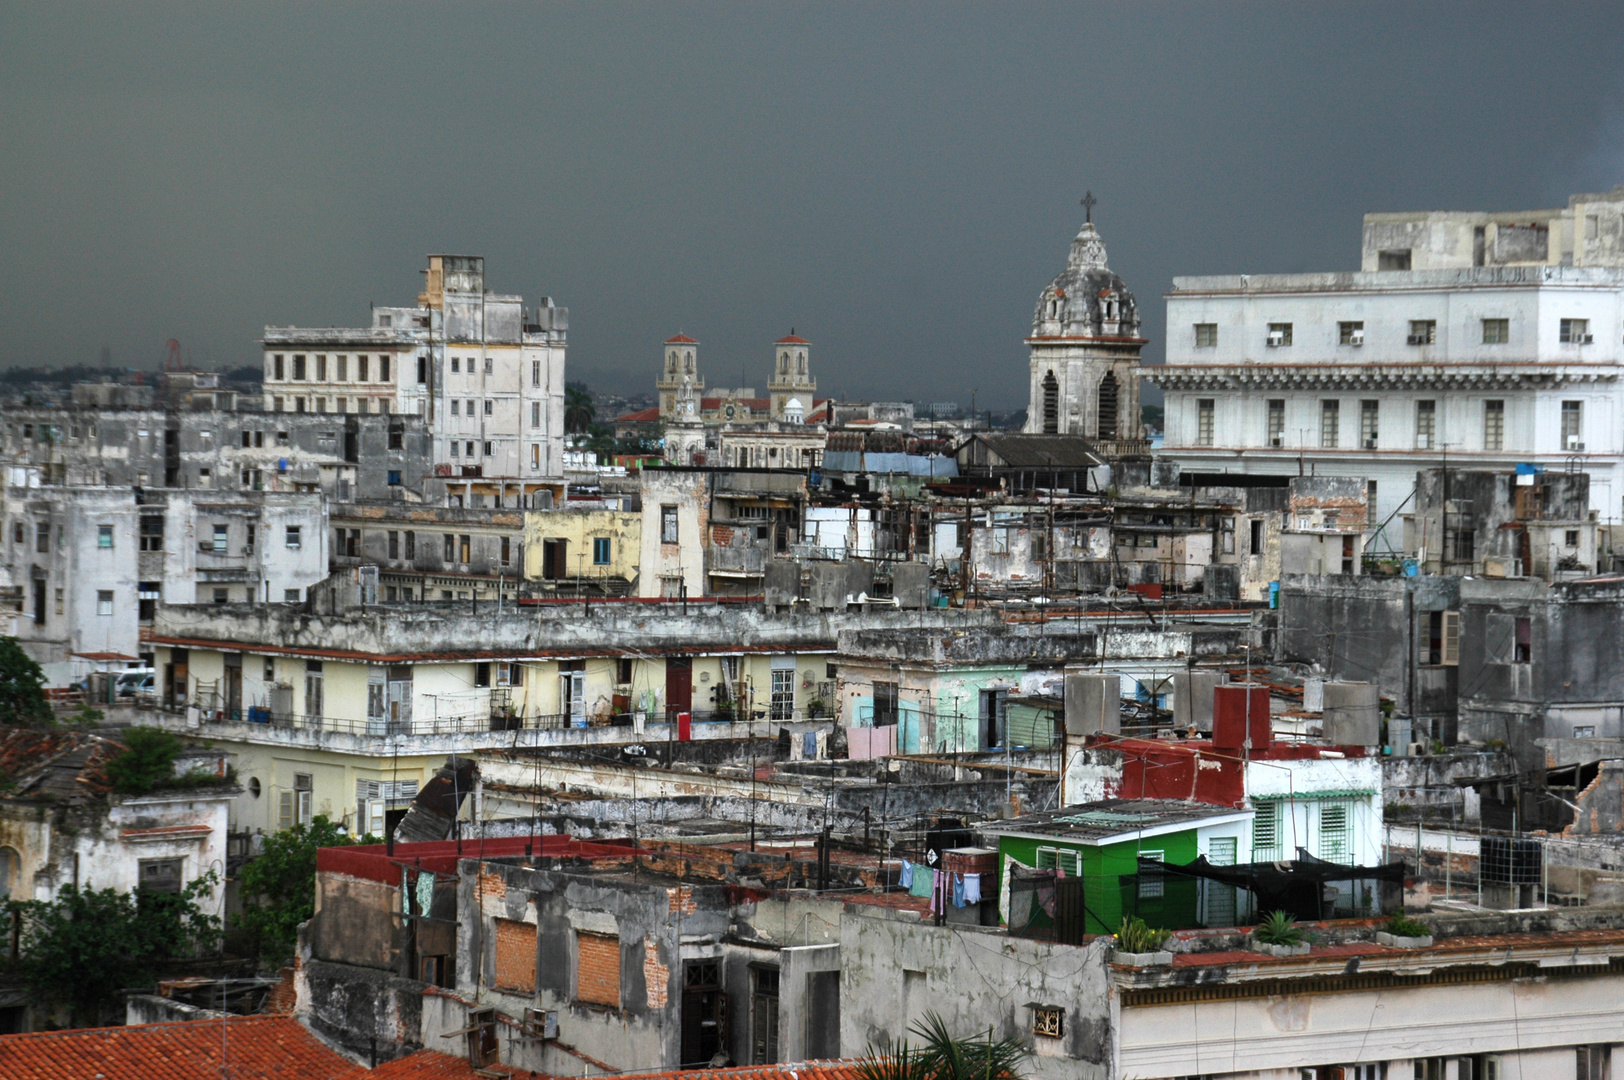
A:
237,815,361,963
856,1012,1028,1080
564,382,596,433
7,874,221,1026
0,637,50,727
104,726,184,794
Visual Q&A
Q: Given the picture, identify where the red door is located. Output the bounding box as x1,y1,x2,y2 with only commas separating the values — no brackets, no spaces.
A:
665,657,692,722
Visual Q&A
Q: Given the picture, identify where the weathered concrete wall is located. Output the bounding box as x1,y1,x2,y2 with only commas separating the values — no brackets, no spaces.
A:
1279,574,1460,721
312,872,399,971
299,957,425,1064
840,907,1113,1080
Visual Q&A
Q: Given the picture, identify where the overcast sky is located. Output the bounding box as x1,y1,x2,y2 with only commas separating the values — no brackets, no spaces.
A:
4,3,1624,407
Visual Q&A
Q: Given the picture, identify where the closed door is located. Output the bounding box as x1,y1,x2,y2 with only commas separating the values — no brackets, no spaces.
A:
666,657,692,720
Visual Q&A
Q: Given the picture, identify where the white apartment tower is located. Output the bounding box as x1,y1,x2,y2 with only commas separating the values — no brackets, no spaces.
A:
262,255,568,483
1153,186,1624,528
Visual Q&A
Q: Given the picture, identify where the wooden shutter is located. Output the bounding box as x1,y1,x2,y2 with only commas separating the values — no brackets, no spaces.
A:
1441,611,1460,666
278,791,294,830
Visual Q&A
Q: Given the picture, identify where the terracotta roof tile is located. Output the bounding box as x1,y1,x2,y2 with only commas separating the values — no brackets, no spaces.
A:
664,334,700,344
0,1015,351,1080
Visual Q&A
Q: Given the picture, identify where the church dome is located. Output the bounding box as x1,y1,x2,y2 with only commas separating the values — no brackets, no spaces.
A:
1030,221,1141,339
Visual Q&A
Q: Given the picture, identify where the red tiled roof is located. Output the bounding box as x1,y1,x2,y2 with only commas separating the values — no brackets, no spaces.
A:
615,407,661,423
774,335,810,344
0,1015,350,1080
664,333,700,344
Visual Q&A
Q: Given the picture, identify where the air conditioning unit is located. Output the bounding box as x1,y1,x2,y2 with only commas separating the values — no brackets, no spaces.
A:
1406,334,1427,345
1568,437,1585,451
1363,438,1377,449
1581,334,1594,344
1266,332,1284,347
1350,330,1365,346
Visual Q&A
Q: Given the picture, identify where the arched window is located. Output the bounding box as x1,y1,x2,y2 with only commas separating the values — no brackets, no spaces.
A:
1042,371,1060,434
1097,372,1119,439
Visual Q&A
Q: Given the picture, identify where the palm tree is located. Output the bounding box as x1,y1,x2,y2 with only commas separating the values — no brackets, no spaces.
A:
856,1012,1028,1080
564,383,596,434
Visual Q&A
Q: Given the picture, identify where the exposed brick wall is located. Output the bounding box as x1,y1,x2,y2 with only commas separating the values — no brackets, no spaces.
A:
477,871,508,904
576,932,620,1008
668,885,698,914
493,918,537,994
643,940,669,1009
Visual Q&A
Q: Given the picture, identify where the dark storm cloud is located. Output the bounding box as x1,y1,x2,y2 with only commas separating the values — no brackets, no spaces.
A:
3,2,1623,405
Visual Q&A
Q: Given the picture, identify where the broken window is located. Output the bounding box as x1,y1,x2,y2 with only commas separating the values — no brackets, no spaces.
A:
1377,249,1411,270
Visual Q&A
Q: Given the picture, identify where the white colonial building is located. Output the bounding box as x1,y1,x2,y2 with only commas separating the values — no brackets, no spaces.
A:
262,255,568,483
1154,187,1624,530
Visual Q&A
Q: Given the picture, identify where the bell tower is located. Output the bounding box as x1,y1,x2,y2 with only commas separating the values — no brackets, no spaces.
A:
657,334,701,421
768,331,815,422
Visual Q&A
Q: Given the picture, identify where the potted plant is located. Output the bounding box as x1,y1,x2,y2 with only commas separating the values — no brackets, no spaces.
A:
1250,910,1310,957
1375,913,1433,948
1113,916,1173,966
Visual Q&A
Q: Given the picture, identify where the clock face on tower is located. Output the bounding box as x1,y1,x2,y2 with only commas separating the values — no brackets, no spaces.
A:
725,404,736,419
